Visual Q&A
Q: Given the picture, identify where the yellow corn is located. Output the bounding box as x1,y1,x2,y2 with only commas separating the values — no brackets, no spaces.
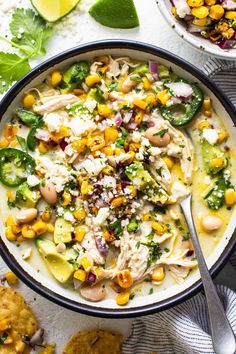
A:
14,341,26,353
143,212,152,221
41,208,51,222
142,77,151,90
102,165,115,175
152,221,168,235
6,215,15,227
209,5,224,20
81,180,93,195
16,235,25,243
152,267,165,282
156,90,171,105
133,99,148,110
203,97,212,110
0,319,11,332
95,55,110,64
47,224,54,233
101,146,114,156
0,138,9,148
5,271,18,285
117,270,133,288
198,120,210,131
5,226,17,241
38,141,48,153
72,138,87,153
74,226,87,242
125,151,135,165
102,229,116,243
193,17,208,26
85,74,101,87
225,11,236,20
111,196,127,208
204,110,212,118
171,6,178,17
126,185,137,198
163,156,174,170
12,224,22,235
39,344,55,354
191,6,209,18
51,71,62,87
116,292,130,306
80,256,92,271
187,0,204,6
145,93,157,106
21,225,36,239
4,124,18,140
134,111,144,125
73,88,85,95
210,157,225,169
60,191,72,207
104,127,118,144
74,209,86,221
225,188,236,206
205,0,216,4
74,269,87,282
115,148,125,156
97,104,112,117
129,143,140,152
32,221,47,235
87,134,105,152
218,131,228,143
23,94,35,109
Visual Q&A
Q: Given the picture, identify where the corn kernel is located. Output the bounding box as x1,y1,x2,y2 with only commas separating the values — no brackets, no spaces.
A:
145,93,156,106
116,291,130,305
142,77,151,90
143,212,152,221
134,111,144,125
102,229,116,242
129,143,140,152
111,196,127,208
5,226,17,241
225,188,236,206
209,5,224,20
126,185,137,198
133,99,148,110
91,206,98,215
38,141,48,153
225,11,236,20
198,120,210,131
210,157,225,169
74,269,86,281
204,110,212,118
193,17,208,26
80,256,92,271
102,165,115,175
74,209,86,221
32,221,47,235
6,215,15,227
5,271,18,285
72,138,87,153
0,138,9,148
117,270,133,288
152,267,165,282
85,74,101,87
156,90,171,105
4,124,18,140
14,341,26,353
0,319,11,331
205,0,216,4
51,71,62,87
47,224,54,233
101,146,114,156
203,97,212,110
218,131,228,143
191,6,209,18
60,191,72,207
104,127,118,144
97,104,112,117
39,344,55,354
151,221,168,235
22,225,36,239
12,224,22,235
81,180,93,195
171,6,178,17
41,208,52,222
163,156,174,170
115,148,125,156
74,226,87,242
87,134,105,152
187,0,204,6
23,94,35,109
16,235,25,243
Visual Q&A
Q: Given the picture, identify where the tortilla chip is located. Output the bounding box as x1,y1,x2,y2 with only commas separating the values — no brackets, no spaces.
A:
63,329,123,354
0,286,37,353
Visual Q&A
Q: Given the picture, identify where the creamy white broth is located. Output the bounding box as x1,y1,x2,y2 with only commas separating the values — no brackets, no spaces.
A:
0,56,235,303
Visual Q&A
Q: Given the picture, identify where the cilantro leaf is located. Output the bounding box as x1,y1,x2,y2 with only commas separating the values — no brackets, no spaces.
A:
0,53,30,93
10,8,53,56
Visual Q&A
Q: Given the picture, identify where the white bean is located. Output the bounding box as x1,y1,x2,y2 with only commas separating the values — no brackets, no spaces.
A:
40,182,57,205
80,282,106,302
145,127,171,147
16,208,38,224
202,215,223,232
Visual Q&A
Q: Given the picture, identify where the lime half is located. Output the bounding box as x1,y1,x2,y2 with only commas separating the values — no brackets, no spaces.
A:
31,0,80,22
89,0,139,29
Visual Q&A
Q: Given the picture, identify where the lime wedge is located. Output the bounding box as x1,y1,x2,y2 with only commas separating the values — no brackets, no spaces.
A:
89,0,139,29
31,0,80,22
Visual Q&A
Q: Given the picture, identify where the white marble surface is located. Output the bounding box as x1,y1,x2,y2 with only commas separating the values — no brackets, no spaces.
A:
0,0,211,352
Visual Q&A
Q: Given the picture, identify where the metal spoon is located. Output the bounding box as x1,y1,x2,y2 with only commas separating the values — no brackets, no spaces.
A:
180,194,236,354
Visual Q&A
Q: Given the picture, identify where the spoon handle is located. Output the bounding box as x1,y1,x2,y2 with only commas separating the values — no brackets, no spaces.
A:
180,194,236,354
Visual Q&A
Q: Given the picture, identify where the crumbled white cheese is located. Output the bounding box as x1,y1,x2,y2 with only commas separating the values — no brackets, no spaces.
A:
27,175,40,187
173,0,191,18
64,212,75,223
93,207,110,226
84,99,97,113
132,131,141,143
202,129,219,145
171,181,189,201
76,158,106,176
166,82,193,98
69,116,96,136
44,112,65,132
103,176,116,189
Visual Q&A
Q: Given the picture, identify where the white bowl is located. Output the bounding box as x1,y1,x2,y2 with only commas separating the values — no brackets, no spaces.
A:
157,0,236,60
0,40,236,318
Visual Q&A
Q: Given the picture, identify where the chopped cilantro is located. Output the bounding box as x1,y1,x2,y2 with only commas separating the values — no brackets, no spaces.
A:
148,288,154,295
153,128,168,137
136,241,141,249
182,233,190,241
108,219,123,237
142,241,162,268
164,247,170,253
0,332,8,345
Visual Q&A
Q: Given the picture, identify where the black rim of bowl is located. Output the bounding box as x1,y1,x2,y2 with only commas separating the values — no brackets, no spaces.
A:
0,40,236,318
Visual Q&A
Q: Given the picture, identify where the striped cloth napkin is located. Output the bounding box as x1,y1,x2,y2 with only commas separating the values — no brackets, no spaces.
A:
123,58,236,354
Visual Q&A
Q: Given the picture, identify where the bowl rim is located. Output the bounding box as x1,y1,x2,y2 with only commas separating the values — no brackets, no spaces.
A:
157,0,236,60
0,39,236,318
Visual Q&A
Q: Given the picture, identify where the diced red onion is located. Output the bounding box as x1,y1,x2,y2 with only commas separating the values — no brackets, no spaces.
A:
59,139,68,151
95,234,109,256
123,112,133,123
115,114,123,126
87,272,97,284
149,61,158,74
29,328,44,348
219,39,236,49
186,250,194,257
222,0,236,9
35,129,50,141
128,122,138,130
112,281,123,293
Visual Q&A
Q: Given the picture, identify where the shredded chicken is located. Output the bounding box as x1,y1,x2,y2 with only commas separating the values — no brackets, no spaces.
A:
34,94,78,114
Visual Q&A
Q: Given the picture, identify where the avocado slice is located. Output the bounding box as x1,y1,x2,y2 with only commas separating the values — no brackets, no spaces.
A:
36,239,74,283
15,182,41,208
54,217,73,244
60,61,90,94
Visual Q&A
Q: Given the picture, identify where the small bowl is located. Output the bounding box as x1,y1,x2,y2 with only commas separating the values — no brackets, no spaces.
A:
157,0,236,60
0,40,236,318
